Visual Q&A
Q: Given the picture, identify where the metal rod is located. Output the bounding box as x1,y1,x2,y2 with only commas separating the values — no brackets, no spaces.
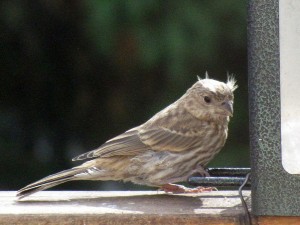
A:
206,167,251,177
188,176,251,187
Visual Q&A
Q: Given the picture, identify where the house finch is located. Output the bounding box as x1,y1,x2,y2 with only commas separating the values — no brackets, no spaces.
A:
17,76,237,199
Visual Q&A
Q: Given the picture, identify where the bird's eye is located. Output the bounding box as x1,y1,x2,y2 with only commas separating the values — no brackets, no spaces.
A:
204,96,211,103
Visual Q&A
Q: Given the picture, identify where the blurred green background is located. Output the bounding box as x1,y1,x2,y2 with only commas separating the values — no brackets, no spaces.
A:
0,0,248,191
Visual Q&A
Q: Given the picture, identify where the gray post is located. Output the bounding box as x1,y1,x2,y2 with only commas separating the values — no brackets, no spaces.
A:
248,0,300,215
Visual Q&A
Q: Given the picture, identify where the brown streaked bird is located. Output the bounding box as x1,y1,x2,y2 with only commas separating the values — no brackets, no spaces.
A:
17,76,237,199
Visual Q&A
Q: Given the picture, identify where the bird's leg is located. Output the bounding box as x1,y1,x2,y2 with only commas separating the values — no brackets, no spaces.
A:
160,164,216,194
190,164,210,177
161,183,217,194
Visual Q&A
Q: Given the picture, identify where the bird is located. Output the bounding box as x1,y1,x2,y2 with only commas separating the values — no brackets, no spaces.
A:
17,75,237,199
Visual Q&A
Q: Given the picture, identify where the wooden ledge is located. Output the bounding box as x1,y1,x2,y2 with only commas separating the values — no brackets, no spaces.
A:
0,191,251,225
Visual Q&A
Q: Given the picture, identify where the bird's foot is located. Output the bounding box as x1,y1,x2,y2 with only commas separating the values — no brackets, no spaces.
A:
160,183,217,194
192,164,210,177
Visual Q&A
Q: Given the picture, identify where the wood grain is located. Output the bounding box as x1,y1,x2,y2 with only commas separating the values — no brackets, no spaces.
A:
0,191,251,225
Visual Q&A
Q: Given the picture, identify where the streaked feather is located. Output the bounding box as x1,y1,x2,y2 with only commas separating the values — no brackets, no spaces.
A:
72,127,148,160
139,127,205,151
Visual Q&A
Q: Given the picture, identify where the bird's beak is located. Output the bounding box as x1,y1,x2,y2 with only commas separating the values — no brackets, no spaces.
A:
221,101,233,116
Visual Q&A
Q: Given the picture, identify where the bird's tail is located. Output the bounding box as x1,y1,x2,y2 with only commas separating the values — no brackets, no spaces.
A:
16,167,86,200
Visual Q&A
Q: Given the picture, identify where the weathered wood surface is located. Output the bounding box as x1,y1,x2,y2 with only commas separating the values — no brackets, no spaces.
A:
0,191,251,225
257,216,300,225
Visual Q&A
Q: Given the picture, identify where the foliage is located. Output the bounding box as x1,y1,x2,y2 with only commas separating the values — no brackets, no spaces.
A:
0,0,247,190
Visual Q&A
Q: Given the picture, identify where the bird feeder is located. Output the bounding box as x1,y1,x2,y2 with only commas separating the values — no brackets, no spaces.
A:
248,0,300,216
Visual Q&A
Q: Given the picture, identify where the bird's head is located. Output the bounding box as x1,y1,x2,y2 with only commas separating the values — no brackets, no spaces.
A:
183,75,237,121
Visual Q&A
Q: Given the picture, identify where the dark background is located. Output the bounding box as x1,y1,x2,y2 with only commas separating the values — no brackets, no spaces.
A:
0,0,248,191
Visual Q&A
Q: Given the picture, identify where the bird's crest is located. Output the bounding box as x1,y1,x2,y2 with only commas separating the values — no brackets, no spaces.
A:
197,72,238,92
226,75,238,92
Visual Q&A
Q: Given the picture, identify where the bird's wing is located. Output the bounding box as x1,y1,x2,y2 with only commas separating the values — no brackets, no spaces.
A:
72,126,148,161
72,124,204,161
138,127,203,152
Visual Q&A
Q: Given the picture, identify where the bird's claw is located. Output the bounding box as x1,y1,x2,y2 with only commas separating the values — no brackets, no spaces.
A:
160,183,217,194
